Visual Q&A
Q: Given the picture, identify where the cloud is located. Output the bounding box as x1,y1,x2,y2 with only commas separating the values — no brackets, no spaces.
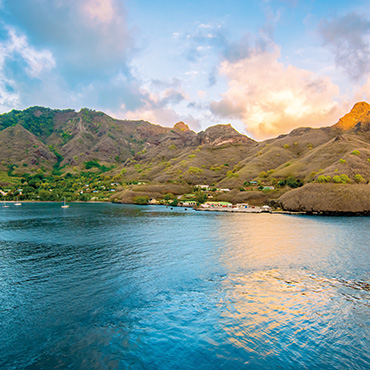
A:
318,13,370,81
210,46,347,139
82,0,116,24
183,24,227,62
0,25,56,111
116,86,201,131
354,75,370,103
1,0,132,82
0,77,20,111
0,0,158,115
183,21,275,64
4,28,55,77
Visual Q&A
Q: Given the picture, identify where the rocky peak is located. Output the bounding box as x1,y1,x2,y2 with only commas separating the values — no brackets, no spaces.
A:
173,121,191,132
334,101,370,130
196,124,255,146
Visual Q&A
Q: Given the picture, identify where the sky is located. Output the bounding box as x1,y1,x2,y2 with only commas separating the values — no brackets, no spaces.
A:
1,0,370,140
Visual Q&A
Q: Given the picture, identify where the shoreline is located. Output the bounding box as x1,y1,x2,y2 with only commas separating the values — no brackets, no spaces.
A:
3,200,370,216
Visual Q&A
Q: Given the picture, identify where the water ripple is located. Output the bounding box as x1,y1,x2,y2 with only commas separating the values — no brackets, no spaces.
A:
0,204,369,369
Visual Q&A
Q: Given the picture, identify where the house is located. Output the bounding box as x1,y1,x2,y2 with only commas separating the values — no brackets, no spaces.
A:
202,201,232,208
196,185,210,190
149,198,157,204
236,203,249,209
263,186,275,190
181,200,197,207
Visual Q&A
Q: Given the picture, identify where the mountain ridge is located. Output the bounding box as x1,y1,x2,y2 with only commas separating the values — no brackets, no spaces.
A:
1,102,370,212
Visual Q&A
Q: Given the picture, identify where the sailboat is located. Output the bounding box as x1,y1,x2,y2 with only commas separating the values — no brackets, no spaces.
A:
61,197,69,208
14,197,21,206
3,201,9,208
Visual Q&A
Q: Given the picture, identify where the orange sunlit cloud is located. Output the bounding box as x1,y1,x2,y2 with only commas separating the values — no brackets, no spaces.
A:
211,47,352,140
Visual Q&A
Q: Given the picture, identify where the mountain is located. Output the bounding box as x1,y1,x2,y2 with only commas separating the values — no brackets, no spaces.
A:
1,102,370,212
333,101,370,131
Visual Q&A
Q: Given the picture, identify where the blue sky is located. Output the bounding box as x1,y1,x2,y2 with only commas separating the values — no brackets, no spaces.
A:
0,0,370,139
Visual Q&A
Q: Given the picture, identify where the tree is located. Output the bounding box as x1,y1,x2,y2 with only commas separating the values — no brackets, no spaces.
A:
163,193,175,201
195,191,207,204
170,198,178,206
38,189,52,201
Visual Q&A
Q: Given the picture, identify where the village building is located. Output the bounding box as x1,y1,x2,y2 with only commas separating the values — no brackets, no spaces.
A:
181,200,197,207
196,185,210,189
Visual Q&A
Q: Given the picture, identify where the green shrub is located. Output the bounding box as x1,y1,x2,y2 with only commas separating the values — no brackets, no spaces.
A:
354,174,366,183
133,196,149,205
316,175,331,183
339,159,346,164
351,150,360,156
283,144,289,149
286,176,303,188
332,175,342,183
259,171,268,178
188,167,203,174
340,174,351,183
168,144,178,150
226,171,239,178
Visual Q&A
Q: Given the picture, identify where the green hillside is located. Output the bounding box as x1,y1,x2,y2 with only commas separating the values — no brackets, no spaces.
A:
1,102,370,212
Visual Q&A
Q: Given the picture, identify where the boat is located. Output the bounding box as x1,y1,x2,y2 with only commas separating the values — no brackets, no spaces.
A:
3,201,9,208
14,197,21,206
61,197,69,208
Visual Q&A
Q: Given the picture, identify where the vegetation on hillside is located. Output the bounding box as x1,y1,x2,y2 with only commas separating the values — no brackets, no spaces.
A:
1,102,370,212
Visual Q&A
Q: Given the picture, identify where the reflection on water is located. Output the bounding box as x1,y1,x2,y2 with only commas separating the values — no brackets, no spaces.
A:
220,269,370,368
0,204,369,369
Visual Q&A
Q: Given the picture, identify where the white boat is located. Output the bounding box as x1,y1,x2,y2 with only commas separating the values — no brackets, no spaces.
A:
14,197,21,206
61,197,69,208
3,201,9,208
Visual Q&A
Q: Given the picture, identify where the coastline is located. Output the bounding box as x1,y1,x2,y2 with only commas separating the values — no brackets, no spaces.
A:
3,199,370,216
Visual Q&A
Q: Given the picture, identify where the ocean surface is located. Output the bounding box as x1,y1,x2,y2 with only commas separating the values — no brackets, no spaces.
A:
0,203,369,370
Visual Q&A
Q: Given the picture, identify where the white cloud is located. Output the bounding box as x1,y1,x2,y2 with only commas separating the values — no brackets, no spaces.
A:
0,27,57,112
6,28,55,77
210,46,348,139
0,77,20,111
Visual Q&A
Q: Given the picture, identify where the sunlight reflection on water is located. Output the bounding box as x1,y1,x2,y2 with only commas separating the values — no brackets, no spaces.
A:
0,204,369,369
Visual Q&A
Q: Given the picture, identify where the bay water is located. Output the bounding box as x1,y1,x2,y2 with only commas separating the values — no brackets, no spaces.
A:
0,203,369,369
